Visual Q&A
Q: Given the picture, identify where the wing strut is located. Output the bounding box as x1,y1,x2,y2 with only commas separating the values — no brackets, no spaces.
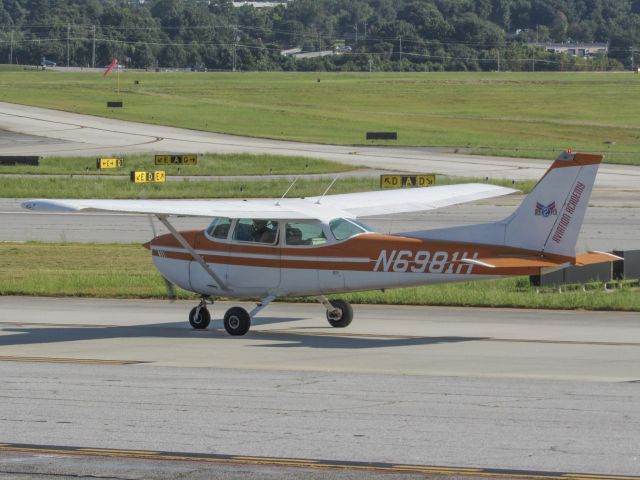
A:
156,215,230,292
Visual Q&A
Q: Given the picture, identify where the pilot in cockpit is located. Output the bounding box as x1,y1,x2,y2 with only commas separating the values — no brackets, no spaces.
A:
251,219,276,243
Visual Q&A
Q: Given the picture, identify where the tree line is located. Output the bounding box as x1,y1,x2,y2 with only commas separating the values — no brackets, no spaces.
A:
1,0,638,71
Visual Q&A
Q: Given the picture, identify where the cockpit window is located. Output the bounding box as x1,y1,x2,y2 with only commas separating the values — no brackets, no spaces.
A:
329,218,372,241
233,218,279,245
205,217,232,240
285,221,327,246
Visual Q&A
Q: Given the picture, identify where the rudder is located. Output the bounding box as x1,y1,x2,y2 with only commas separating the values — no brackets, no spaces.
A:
501,151,602,258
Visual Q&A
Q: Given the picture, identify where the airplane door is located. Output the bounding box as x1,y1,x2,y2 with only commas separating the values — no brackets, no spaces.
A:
226,219,281,293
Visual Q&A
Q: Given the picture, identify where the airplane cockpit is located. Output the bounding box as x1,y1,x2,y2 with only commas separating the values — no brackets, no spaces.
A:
204,217,374,246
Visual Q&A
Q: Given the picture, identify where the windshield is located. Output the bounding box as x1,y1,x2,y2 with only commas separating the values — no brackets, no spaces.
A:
205,217,232,240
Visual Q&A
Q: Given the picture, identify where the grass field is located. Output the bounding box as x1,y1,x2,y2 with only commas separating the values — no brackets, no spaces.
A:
1,70,639,164
0,153,353,176
0,174,533,199
0,176,378,199
0,242,637,311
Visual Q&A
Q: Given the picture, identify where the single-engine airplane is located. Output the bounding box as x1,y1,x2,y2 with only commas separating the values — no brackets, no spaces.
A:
22,151,619,336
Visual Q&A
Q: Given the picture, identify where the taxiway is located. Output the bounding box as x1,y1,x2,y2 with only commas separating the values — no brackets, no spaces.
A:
0,297,639,477
2,102,640,189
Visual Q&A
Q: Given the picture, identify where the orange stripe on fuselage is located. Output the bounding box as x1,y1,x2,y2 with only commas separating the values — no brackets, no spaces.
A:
149,231,569,276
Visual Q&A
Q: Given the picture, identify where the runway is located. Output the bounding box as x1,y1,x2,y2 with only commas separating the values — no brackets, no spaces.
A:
0,297,639,478
2,101,640,189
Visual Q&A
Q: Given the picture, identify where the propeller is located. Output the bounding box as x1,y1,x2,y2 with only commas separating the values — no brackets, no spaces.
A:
148,214,177,302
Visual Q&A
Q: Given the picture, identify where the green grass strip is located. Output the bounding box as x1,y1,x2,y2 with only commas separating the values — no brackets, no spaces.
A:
0,175,534,199
1,71,639,164
0,153,353,176
1,242,637,311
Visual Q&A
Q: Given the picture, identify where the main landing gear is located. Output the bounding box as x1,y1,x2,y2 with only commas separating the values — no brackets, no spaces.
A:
189,298,212,329
187,295,276,336
188,295,354,335
223,306,251,336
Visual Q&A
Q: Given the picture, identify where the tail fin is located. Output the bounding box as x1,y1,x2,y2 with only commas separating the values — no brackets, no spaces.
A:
502,151,602,257
412,151,603,259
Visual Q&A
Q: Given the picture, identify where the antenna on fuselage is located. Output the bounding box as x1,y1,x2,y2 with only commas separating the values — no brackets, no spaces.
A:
275,174,301,206
315,175,339,204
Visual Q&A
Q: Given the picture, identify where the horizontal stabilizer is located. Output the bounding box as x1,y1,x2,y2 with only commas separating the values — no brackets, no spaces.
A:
461,250,621,274
461,256,568,269
576,251,623,266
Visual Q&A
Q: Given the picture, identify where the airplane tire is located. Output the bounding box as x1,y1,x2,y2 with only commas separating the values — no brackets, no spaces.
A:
189,306,211,329
224,307,251,336
326,299,353,328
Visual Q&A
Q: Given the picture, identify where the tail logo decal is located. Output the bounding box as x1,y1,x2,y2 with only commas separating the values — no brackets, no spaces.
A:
535,201,557,218
551,181,586,244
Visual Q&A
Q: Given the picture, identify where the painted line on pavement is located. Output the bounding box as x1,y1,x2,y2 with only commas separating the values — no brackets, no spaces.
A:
0,443,637,480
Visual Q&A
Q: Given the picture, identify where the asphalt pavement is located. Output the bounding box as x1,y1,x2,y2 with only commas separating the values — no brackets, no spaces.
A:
0,297,639,478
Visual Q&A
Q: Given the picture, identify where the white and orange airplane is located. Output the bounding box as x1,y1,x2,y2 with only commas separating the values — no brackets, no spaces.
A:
22,151,618,336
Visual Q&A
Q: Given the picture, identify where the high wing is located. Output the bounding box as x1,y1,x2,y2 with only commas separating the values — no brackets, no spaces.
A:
308,183,516,217
22,183,516,220
21,198,321,219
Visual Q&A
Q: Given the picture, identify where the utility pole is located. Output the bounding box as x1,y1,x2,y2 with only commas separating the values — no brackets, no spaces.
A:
354,24,358,43
91,25,96,68
232,42,236,72
9,29,13,65
497,49,500,72
66,23,70,67
532,55,535,72
363,22,367,40
631,47,635,71
399,36,402,62
232,26,238,72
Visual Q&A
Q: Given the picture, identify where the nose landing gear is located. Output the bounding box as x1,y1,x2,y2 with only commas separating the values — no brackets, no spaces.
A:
317,296,353,328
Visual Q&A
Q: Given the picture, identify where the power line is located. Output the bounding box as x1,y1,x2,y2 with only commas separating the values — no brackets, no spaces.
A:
2,22,631,52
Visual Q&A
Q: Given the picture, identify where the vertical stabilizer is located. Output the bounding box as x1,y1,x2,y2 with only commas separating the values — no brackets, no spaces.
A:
408,152,603,260
502,151,602,258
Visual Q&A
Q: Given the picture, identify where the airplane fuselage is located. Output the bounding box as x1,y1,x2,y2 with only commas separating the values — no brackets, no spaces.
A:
147,229,537,298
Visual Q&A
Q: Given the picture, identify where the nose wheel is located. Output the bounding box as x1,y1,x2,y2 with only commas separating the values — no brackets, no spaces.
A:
325,299,353,328
317,296,353,328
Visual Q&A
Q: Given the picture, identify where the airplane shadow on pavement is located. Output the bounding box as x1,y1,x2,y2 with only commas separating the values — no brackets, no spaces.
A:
0,318,487,350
